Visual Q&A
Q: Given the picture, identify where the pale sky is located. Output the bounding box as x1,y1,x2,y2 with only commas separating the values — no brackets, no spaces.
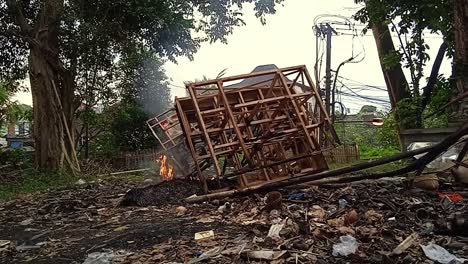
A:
14,0,450,114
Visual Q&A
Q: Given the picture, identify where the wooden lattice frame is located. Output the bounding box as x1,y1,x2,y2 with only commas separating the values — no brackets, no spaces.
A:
175,65,339,192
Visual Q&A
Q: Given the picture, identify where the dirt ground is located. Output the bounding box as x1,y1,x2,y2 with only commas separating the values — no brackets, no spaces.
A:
0,177,467,264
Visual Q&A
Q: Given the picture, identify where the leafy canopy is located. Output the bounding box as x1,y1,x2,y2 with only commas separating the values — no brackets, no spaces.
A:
1,0,285,85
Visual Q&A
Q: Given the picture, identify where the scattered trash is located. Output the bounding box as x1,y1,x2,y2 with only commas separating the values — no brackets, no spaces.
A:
175,206,187,215
332,235,359,257
288,192,308,200
82,250,129,264
413,174,439,191
194,230,215,242
308,205,326,221
338,199,348,208
437,193,464,202
391,233,418,255
264,191,282,211
420,243,466,264
188,246,225,263
217,202,232,214
244,250,287,260
267,222,284,241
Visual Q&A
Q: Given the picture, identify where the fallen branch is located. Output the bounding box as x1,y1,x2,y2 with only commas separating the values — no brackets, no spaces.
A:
96,168,151,177
186,124,468,203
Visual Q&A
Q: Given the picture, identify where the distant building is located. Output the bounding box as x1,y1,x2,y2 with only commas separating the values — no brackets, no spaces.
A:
5,120,34,150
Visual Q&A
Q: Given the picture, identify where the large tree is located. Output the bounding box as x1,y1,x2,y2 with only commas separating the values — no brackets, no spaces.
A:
354,0,453,128
0,0,284,172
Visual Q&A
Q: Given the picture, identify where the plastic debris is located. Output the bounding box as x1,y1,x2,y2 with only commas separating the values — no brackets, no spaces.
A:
82,250,129,264
217,202,232,214
308,205,326,221
338,199,348,208
420,243,466,264
194,230,215,241
288,193,308,200
392,233,418,255
332,235,359,257
437,193,464,202
267,222,284,241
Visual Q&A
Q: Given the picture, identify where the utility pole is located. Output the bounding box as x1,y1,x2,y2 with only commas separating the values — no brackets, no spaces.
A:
324,24,332,118
316,23,335,118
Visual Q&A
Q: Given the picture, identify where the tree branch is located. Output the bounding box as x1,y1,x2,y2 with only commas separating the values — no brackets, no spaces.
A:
421,42,448,110
5,0,33,35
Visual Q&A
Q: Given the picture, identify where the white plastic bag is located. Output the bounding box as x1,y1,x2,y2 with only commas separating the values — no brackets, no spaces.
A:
421,243,466,264
332,235,359,257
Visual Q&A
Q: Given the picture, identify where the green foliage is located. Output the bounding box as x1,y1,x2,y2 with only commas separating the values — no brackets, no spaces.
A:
88,103,158,158
354,0,453,129
359,145,400,160
376,112,399,147
382,50,403,69
0,171,77,201
1,0,284,83
0,82,31,128
423,77,453,128
110,104,157,151
396,97,423,129
335,105,400,159
0,148,32,168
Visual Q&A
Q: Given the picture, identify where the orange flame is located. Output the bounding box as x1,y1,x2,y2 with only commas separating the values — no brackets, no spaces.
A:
159,154,174,181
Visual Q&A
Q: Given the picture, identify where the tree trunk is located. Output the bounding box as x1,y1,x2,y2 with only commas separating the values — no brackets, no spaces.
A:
29,49,78,171
27,0,78,172
371,22,411,107
453,0,468,122
421,42,448,111
6,0,79,171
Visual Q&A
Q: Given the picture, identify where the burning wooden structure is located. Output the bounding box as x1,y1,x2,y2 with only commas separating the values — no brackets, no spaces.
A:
172,65,339,192
147,109,195,177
